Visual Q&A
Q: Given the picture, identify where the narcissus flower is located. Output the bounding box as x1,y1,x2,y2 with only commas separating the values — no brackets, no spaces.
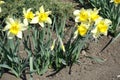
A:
77,23,89,36
73,8,89,22
31,5,52,27
91,19,112,38
88,8,101,23
110,0,120,6
23,8,34,26
3,18,28,39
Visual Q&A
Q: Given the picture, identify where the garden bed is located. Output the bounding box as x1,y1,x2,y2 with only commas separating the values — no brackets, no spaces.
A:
0,0,120,80
1,36,120,80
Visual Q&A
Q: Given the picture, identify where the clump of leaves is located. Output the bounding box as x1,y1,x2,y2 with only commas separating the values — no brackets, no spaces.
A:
88,0,120,37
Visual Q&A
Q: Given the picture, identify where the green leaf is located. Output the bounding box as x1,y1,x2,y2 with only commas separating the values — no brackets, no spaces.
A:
61,59,67,65
30,57,33,72
0,64,19,77
112,33,120,43
7,55,13,62
79,0,84,5
25,49,32,59
86,56,105,63
9,39,15,51
39,60,49,75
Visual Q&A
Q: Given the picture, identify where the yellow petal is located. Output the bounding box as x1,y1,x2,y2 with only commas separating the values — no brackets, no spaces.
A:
3,25,10,31
78,26,87,36
46,17,52,24
91,27,100,38
35,11,40,15
30,17,39,24
40,5,44,13
75,17,80,22
79,8,89,22
23,19,28,26
95,17,103,25
23,8,26,15
91,27,98,34
77,23,89,36
39,22,44,27
27,8,32,13
45,11,51,15
73,10,80,16
16,31,22,39
104,19,112,25
7,18,15,24
20,23,28,31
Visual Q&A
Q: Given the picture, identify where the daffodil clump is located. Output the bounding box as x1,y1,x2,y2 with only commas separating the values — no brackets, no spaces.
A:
1,4,54,77
0,1,117,78
2,5,52,40
73,8,112,38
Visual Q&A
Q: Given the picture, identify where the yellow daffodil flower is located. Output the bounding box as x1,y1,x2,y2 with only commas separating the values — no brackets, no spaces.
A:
97,21,108,34
77,23,89,36
73,8,89,22
91,19,112,38
3,18,28,39
88,8,101,23
110,0,120,6
97,19,112,35
23,8,34,26
31,5,52,27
